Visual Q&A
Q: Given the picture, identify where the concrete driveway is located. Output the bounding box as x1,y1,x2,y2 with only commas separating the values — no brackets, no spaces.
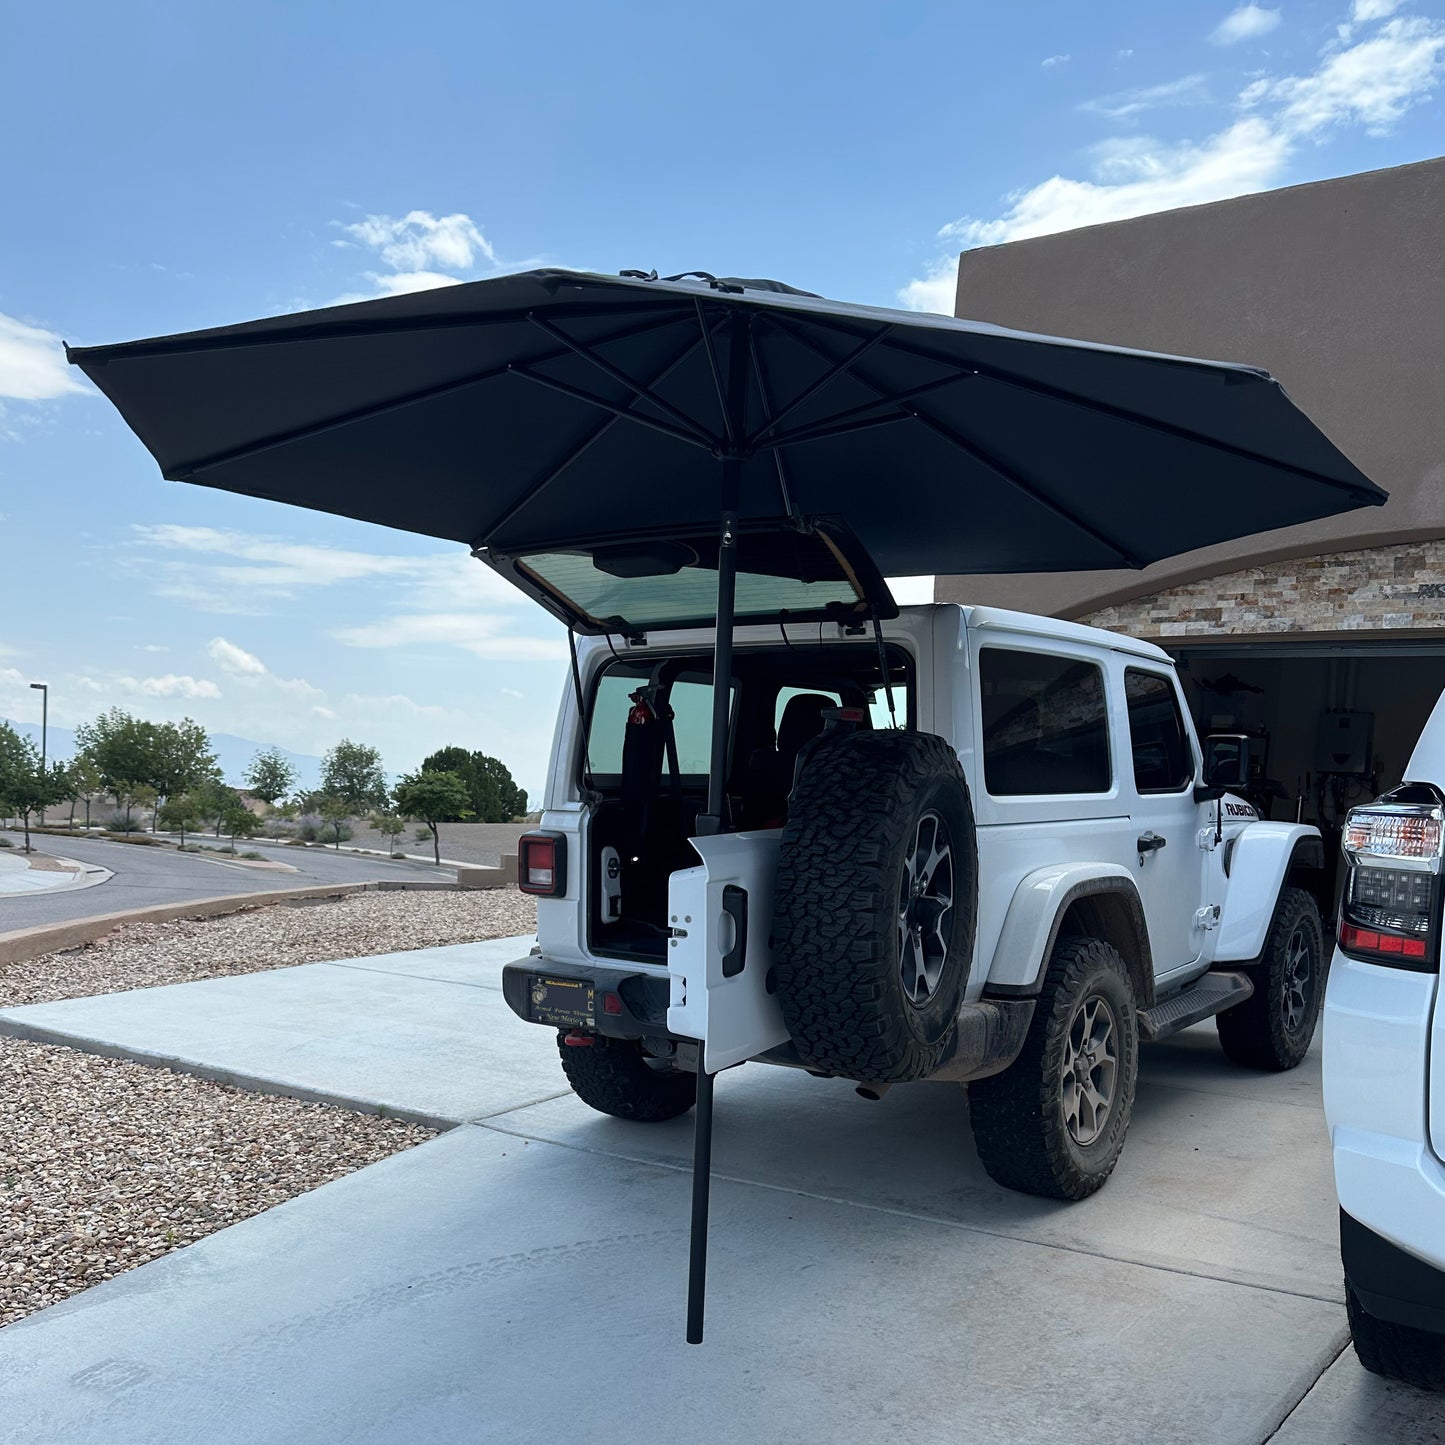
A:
1,939,1441,1444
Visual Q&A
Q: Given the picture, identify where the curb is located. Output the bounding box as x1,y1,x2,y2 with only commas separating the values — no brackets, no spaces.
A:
0,1014,461,1132
0,883,380,967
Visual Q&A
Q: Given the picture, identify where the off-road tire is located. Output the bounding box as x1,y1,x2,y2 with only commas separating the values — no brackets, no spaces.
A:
556,1035,697,1122
1347,1285,1445,1390
1216,886,1324,1071
770,729,978,1084
969,936,1139,1201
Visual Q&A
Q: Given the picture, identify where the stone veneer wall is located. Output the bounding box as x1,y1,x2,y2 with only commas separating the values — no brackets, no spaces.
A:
1076,539,1445,640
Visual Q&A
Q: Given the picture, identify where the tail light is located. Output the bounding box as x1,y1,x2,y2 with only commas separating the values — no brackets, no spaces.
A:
1339,797,1443,972
518,832,567,897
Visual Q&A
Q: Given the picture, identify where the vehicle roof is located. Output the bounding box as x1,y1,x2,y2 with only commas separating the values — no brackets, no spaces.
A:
579,602,1173,664
950,603,1174,663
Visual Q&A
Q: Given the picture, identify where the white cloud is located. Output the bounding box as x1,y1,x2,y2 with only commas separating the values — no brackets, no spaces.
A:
117,673,222,700
341,211,496,274
0,314,88,402
331,613,567,662
136,644,169,654
206,637,267,675
904,7,1445,307
1242,15,1445,133
1354,0,1401,20
1082,74,1212,119
1042,54,1071,68
1211,4,1283,45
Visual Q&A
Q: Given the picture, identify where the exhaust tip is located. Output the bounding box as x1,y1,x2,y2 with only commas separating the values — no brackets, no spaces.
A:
855,1082,892,1101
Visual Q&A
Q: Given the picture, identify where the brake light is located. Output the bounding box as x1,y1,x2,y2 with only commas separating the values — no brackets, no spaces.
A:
1339,802,1443,972
518,832,567,897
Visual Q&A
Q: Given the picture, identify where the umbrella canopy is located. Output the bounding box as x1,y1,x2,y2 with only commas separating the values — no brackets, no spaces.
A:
69,268,1384,634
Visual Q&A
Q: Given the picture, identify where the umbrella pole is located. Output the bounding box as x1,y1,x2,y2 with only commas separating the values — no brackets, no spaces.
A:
685,309,750,1344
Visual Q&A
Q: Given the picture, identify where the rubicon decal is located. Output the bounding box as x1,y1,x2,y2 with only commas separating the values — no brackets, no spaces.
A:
1224,801,1257,818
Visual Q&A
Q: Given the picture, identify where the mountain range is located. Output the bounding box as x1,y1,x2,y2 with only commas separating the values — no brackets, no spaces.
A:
1,718,323,793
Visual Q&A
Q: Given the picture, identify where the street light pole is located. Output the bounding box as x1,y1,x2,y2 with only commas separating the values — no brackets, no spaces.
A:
29,682,47,825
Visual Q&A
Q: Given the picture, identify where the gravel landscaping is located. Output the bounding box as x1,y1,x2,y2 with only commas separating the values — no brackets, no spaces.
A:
0,1036,434,1327
0,888,537,1008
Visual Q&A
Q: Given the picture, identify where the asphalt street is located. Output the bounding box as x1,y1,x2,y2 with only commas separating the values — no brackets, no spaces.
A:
0,831,454,930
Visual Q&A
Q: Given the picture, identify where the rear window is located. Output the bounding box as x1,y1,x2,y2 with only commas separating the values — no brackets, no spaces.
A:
587,673,722,777
1125,669,1193,793
980,648,1111,796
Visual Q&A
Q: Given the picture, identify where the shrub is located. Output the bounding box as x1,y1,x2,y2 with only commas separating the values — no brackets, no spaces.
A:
296,820,321,843
241,850,263,860
0,837,11,848
414,826,432,842
107,812,139,833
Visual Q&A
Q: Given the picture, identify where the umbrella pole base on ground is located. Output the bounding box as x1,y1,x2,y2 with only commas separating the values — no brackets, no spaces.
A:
686,1064,715,1344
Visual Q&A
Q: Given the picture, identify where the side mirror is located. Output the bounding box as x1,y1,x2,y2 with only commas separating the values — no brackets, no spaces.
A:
1202,734,1252,790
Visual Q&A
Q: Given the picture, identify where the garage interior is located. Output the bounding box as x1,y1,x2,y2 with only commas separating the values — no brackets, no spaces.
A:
1170,639,1445,871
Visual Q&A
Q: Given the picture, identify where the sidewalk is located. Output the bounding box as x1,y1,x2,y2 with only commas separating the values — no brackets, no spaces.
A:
0,849,111,896
0,937,1438,1442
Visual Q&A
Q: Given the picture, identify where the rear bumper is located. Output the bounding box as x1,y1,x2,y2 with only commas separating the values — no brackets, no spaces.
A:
1325,948,1445,1322
501,958,674,1040
1342,1208,1445,1335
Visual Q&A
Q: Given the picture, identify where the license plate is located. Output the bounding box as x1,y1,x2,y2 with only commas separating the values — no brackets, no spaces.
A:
528,975,595,1028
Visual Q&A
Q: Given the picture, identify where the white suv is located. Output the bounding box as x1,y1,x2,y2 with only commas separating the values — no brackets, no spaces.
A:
1325,692,1445,1390
505,599,1330,1202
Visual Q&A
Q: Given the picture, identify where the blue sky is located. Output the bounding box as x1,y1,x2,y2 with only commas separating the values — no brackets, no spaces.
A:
3,0,1443,798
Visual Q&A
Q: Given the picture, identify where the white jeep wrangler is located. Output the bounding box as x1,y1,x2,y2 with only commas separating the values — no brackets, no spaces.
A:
503,600,1326,1200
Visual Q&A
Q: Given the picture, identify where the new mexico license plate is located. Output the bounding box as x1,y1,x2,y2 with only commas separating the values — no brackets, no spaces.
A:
528,975,595,1029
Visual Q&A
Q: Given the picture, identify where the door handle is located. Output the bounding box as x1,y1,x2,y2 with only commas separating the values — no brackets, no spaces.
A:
721,885,748,978
1137,831,1167,857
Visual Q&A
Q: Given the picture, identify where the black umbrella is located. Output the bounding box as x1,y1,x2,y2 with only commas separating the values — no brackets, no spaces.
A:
69,267,1386,1341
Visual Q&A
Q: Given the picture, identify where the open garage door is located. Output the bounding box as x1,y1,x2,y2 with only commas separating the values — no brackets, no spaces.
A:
1169,637,1445,886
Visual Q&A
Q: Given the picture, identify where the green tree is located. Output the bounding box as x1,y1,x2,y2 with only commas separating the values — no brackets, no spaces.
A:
419,746,527,823
370,810,407,858
244,746,298,806
74,708,157,828
320,739,388,812
149,719,220,829
157,791,204,849
319,795,352,850
219,797,261,854
393,770,470,865
0,726,68,852
61,754,101,830
188,778,240,838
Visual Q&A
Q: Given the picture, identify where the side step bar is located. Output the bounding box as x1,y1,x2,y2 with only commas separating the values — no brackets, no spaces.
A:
1138,970,1253,1042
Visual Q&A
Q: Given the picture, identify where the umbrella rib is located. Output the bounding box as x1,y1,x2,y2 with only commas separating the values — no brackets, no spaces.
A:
776,324,1146,567
753,373,972,451
905,405,1148,568
164,312,691,479
874,332,1381,503
696,299,733,446
743,322,892,447
507,365,715,451
527,313,720,448
757,410,915,450
747,326,798,523
478,330,707,547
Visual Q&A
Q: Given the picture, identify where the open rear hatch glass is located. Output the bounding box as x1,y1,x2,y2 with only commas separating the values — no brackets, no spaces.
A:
478,515,896,636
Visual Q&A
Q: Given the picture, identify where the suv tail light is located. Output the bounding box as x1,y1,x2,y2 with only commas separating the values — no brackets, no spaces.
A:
518,832,567,897
1339,796,1443,972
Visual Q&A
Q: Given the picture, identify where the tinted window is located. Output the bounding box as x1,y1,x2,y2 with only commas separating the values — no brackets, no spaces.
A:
980,649,1111,796
588,674,725,776
1125,669,1193,792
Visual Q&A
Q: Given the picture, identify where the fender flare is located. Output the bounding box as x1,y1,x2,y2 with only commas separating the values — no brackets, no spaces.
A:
1214,823,1325,962
981,864,1153,1004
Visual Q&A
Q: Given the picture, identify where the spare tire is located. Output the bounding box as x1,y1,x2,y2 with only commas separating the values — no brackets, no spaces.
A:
770,729,978,1083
